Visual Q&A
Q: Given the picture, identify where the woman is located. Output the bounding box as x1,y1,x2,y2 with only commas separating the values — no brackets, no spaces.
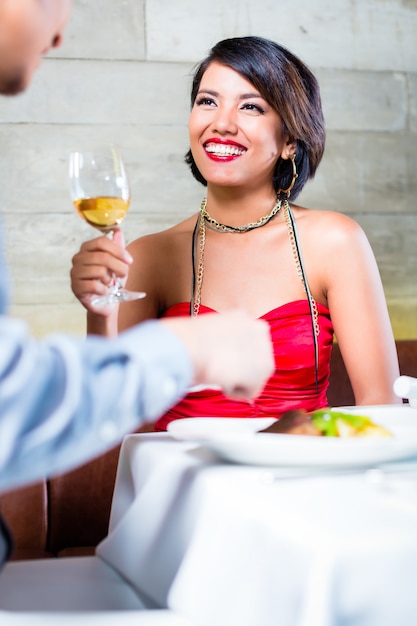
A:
71,36,400,430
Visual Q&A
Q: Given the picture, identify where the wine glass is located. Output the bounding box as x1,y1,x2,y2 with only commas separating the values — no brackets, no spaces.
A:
69,145,146,306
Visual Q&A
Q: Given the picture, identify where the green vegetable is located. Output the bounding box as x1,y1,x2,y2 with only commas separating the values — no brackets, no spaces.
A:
311,409,373,437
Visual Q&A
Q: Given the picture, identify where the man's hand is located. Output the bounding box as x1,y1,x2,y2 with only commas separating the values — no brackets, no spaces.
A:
162,310,274,401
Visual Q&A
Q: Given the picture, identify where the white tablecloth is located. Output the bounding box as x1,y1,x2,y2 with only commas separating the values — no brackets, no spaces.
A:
97,433,417,626
0,556,194,624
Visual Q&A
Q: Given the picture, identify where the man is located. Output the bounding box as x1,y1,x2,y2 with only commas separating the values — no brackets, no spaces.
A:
0,0,273,565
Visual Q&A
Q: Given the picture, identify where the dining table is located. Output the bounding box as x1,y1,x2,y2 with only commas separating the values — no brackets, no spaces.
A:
97,416,417,626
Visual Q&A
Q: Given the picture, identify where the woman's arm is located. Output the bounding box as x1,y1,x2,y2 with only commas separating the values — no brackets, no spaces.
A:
117,234,166,332
312,212,400,405
118,220,195,332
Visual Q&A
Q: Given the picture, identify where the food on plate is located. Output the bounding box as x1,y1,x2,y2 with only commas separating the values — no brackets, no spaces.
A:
259,408,393,438
260,410,322,436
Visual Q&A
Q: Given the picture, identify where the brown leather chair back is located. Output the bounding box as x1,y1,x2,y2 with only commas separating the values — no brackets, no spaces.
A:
328,340,417,407
0,482,51,560
46,445,120,557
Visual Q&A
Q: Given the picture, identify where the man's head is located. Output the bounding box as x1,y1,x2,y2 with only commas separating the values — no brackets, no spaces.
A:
0,0,71,95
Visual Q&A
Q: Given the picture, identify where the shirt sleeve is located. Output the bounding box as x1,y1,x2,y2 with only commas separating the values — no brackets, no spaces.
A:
0,316,193,491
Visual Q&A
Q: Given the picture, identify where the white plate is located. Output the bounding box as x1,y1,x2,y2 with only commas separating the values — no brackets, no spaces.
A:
167,417,277,441
173,406,417,468
187,385,222,393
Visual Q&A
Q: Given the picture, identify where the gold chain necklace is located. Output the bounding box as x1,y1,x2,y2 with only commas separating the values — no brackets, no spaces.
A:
200,197,282,233
192,209,206,317
192,198,319,341
283,202,320,339
192,197,282,316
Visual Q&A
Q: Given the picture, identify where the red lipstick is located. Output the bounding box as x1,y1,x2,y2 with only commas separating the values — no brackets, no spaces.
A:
203,138,247,162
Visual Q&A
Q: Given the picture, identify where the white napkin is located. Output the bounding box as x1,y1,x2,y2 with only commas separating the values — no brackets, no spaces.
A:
393,376,417,408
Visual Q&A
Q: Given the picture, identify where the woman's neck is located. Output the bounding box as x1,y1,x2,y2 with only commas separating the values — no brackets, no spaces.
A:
205,186,278,227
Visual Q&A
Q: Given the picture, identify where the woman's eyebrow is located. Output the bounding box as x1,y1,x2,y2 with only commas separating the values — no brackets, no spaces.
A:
239,92,263,100
196,88,219,97
197,89,263,100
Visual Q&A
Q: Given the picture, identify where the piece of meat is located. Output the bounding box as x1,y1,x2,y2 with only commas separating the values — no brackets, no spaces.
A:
259,409,322,436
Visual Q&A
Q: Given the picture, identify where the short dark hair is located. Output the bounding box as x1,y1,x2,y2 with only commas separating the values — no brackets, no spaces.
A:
185,36,325,200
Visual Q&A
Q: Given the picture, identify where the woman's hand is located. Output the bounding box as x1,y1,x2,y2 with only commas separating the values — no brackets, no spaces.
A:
70,229,133,317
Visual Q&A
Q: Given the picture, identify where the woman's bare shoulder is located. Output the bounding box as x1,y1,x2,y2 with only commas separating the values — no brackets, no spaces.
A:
293,205,366,250
127,213,198,257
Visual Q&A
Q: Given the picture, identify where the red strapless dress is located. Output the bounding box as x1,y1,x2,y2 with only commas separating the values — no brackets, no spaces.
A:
154,300,334,431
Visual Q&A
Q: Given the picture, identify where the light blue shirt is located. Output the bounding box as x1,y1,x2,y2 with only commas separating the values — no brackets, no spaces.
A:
0,214,193,492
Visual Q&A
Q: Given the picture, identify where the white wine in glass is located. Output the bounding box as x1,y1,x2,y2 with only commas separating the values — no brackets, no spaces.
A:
73,196,129,234
69,145,146,306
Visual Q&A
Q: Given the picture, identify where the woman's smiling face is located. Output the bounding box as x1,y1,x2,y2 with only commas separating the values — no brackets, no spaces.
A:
188,61,290,191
